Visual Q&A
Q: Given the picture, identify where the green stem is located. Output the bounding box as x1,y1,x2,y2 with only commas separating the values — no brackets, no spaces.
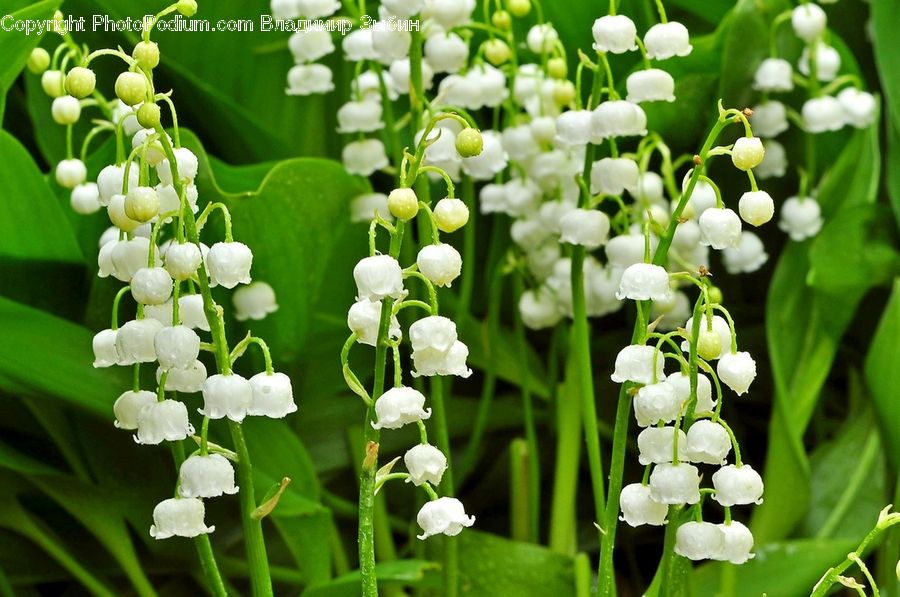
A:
429,377,459,597
456,175,477,322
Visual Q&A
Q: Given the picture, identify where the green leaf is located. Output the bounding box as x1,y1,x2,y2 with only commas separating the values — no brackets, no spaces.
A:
692,539,857,597
753,123,881,543
872,0,900,132
0,0,62,121
0,295,129,417
864,278,900,471
301,559,441,597
0,130,82,263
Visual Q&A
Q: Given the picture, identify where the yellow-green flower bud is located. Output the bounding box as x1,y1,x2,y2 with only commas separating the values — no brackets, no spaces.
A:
698,329,723,361
115,71,148,106
433,198,469,233
137,102,162,128
133,41,160,70
65,67,96,98
177,0,198,17
491,10,512,30
41,70,65,98
388,187,419,220
484,39,511,66
548,57,567,80
26,48,51,74
731,137,765,171
507,0,531,18
125,186,160,222
455,128,483,158
708,286,723,305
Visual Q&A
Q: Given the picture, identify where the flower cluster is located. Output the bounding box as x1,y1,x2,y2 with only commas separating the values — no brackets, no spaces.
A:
751,1,876,241
31,1,295,544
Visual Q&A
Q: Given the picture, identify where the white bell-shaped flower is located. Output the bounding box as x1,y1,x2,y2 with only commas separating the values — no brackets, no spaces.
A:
649,462,701,504
461,131,508,180
675,521,725,561
424,32,467,73
591,157,640,196
753,58,794,92
699,207,742,249
421,0,476,28
382,0,425,17
605,232,648,268
271,0,301,19
417,244,463,287
156,183,199,216
93,329,119,367
625,69,676,103
135,399,194,444
791,2,827,42
723,231,769,274
286,64,334,95
372,386,431,429
116,319,164,365
149,497,214,539
297,0,340,19
372,25,412,64
337,100,384,134
113,390,157,430
144,301,174,326
756,139,787,179
526,23,558,54
634,382,681,427
685,420,732,465
131,267,173,306
529,116,556,144
738,191,774,227
616,263,671,301
97,163,139,206
591,15,637,54
389,58,435,96
681,173,718,219
555,110,594,147
619,483,668,527
248,371,297,418
70,183,101,215
343,138,389,176
664,372,715,413
802,95,844,133
232,282,279,322
712,464,764,506
751,101,789,137
799,41,841,82
178,294,211,331
131,129,172,167
637,426,688,465
519,287,562,330
719,521,755,564
343,29,378,62
717,351,757,395
107,193,142,233
351,192,392,223
55,159,87,189
164,242,203,280
611,345,666,384
416,497,475,539
779,196,822,241
156,147,198,187
837,87,877,128
354,255,404,301
347,299,402,346
559,209,610,249
201,373,253,422
154,325,201,370
679,313,731,359
288,29,335,62
644,21,692,60
110,237,154,283
178,454,238,498
631,171,665,205
511,217,554,252
404,443,447,486
159,360,207,393
591,101,647,140
207,242,253,289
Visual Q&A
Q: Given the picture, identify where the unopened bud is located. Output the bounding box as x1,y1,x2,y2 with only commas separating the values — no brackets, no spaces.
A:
137,102,162,128
484,39,511,66
125,186,160,222
455,128,483,158
27,48,51,74
115,71,148,106
133,41,161,70
698,329,723,361
491,10,512,30
547,57,567,79
433,198,469,233
65,67,96,98
388,187,419,220
507,0,531,18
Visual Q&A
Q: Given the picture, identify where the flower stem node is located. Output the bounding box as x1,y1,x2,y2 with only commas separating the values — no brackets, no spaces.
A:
51,95,81,125
176,0,199,17
115,71,149,106
179,454,239,498
248,372,297,418
125,186,160,222
64,67,96,99
201,373,253,422
149,497,214,539
26,48,51,74
433,197,470,233
484,39,512,66
506,0,531,18
731,137,765,171
388,187,419,220
133,41,161,70
137,102,162,129
455,128,484,158
491,10,512,30
404,443,448,486
416,497,475,539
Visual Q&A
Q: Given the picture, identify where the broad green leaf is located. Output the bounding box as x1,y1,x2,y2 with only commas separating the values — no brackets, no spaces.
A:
0,295,129,417
753,123,881,543
272,510,334,588
301,560,440,597
872,0,900,132
717,0,771,109
692,539,857,597
864,278,900,470
0,0,62,121
0,129,82,263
